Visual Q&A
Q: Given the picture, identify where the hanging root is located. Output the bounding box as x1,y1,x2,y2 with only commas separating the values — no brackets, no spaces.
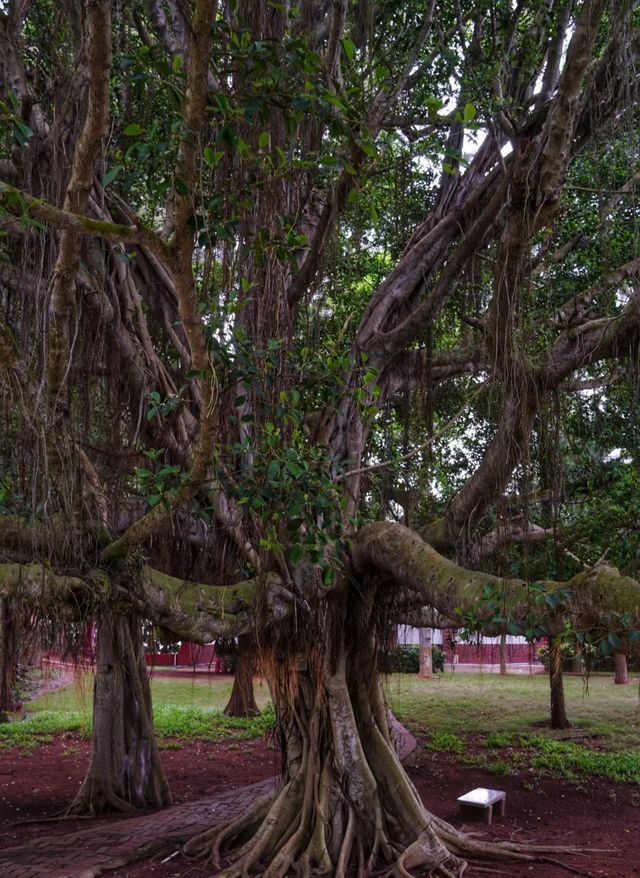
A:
180,639,584,878
387,822,468,878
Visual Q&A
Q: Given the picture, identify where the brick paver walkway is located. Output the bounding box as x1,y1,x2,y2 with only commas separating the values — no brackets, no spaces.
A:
0,717,416,878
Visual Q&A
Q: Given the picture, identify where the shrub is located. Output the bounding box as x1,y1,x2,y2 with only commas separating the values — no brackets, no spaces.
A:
379,645,445,674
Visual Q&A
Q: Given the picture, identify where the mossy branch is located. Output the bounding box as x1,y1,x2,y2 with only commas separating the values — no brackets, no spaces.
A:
352,522,640,635
0,183,171,261
140,567,285,642
0,560,291,642
0,562,97,607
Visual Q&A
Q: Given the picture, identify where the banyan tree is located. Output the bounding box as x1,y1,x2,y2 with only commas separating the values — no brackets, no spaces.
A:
1,1,640,875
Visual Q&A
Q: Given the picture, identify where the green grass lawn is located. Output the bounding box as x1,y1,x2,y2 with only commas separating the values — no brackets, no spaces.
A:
28,673,271,713
0,672,273,751
385,671,640,750
2,670,639,780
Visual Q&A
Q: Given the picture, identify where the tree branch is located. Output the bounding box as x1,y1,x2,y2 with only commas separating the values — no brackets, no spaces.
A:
352,521,640,635
101,0,219,564
0,183,172,259
46,0,112,400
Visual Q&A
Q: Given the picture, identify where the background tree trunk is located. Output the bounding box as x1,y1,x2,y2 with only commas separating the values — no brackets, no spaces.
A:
224,633,259,717
68,611,172,814
0,597,17,721
614,652,629,685
418,628,434,678
549,641,571,729
499,634,508,675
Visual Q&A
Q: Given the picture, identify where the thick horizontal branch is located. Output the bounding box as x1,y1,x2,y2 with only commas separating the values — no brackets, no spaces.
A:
477,517,556,560
141,567,291,642
0,183,171,261
0,559,292,643
0,562,97,607
352,521,640,635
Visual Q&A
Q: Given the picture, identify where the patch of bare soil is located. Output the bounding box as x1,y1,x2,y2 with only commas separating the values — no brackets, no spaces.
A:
1,732,638,877
0,735,279,849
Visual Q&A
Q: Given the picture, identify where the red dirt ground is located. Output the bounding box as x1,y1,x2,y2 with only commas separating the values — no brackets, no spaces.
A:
1,732,638,878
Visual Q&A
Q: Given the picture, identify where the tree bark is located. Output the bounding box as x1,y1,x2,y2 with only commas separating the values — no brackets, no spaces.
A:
549,641,571,730
499,634,508,676
68,612,172,814
0,597,17,721
614,652,629,685
183,583,556,877
418,628,434,678
224,634,259,717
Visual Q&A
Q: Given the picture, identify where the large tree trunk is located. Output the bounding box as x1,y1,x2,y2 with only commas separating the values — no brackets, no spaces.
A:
0,597,17,721
68,612,172,814
614,652,629,685
224,634,259,717
184,584,555,877
418,628,434,678
549,641,572,730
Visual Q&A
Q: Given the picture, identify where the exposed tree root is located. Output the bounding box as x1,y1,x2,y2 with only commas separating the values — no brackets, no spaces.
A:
182,663,576,878
181,586,586,877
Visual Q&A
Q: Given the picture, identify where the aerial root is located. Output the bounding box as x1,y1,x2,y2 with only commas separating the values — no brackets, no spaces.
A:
335,803,355,878
386,823,468,878
208,780,305,878
181,791,275,863
430,813,582,860
65,785,138,817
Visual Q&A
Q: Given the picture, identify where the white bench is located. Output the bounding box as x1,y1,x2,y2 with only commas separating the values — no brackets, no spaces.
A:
457,787,506,825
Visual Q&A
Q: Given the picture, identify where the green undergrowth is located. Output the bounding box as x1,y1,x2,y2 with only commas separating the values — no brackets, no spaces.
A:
485,732,640,785
425,728,640,786
152,703,275,742
0,703,275,751
427,731,465,753
0,710,90,751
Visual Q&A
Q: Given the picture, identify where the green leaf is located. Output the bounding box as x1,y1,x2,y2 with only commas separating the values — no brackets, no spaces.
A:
285,461,302,478
258,131,270,149
288,544,304,563
341,39,356,62
608,632,622,650
204,147,224,168
14,119,33,144
124,123,144,137
267,460,280,481
172,55,183,73
322,566,335,586
463,102,476,122
101,165,121,188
